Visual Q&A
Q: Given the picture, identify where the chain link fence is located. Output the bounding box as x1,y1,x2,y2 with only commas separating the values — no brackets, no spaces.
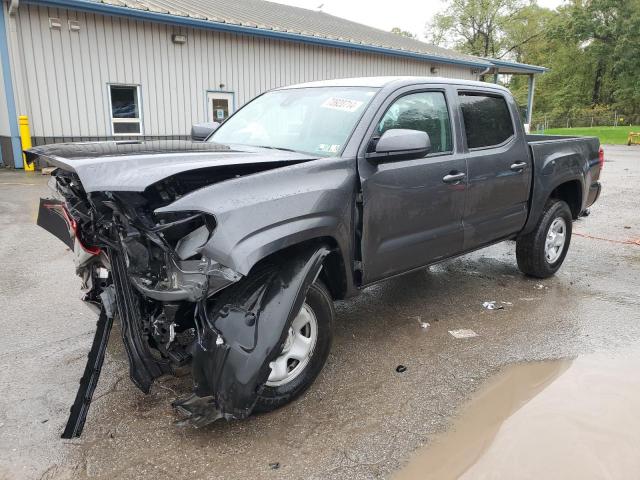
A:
532,110,640,131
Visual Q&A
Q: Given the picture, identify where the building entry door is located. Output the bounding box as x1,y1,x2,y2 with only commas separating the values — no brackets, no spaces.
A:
207,92,234,123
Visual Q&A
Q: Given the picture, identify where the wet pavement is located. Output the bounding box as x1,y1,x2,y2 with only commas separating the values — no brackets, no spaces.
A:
0,145,639,480
394,348,640,480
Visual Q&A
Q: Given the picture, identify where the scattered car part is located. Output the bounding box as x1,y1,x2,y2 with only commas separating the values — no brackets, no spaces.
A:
449,329,478,339
61,303,113,439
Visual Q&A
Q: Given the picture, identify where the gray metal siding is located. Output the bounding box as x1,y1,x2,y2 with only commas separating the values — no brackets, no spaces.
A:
10,4,477,139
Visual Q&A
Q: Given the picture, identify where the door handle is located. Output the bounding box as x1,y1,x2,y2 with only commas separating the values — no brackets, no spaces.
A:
442,172,466,184
510,161,527,172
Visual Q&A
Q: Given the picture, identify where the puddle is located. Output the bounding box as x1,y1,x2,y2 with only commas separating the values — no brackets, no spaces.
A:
394,348,640,480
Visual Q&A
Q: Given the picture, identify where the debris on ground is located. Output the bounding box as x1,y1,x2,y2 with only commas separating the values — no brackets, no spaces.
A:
449,329,478,339
396,365,407,373
534,284,547,290
269,462,280,470
482,301,504,310
407,315,431,330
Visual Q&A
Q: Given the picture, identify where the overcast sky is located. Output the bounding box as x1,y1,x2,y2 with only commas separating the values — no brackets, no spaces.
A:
272,0,565,41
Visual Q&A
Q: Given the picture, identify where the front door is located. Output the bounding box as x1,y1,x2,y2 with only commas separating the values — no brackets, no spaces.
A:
207,91,234,123
359,88,468,284
456,90,532,249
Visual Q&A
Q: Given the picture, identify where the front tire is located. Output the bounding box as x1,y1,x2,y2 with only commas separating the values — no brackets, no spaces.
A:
516,199,573,278
255,280,334,413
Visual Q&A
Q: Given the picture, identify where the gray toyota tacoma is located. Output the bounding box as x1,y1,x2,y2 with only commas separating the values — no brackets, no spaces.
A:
29,77,602,437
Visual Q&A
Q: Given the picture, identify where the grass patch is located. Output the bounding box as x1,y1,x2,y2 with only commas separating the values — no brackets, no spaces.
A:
533,125,640,145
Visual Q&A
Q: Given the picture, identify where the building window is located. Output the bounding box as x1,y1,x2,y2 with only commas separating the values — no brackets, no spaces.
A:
458,93,514,149
109,85,142,135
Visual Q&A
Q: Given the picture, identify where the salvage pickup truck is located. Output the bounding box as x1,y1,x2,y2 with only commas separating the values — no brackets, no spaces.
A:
29,77,602,437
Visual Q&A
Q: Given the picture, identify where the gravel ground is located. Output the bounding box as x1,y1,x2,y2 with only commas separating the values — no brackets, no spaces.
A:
0,145,638,480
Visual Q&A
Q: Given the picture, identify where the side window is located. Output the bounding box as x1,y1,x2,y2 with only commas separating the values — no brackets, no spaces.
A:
458,93,514,149
377,91,452,154
109,84,142,135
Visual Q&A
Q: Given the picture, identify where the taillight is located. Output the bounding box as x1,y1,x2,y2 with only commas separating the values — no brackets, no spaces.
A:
598,147,604,170
61,205,101,256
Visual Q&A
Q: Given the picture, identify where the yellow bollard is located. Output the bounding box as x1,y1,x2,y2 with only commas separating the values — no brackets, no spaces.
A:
18,115,34,171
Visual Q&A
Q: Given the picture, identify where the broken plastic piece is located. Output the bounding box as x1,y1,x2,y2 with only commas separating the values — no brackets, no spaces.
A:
111,249,172,393
396,365,407,373
61,305,113,439
408,315,430,330
482,301,504,310
449,329,478,339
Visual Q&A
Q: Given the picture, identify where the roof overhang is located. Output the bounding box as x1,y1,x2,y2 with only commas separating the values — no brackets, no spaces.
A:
485,58,549,75
23,0,494,69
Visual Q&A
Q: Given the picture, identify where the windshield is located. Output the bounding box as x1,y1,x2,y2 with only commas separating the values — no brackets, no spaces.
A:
209,87,378,156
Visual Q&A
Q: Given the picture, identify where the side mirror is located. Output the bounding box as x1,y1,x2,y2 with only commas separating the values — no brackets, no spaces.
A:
367,129,431,163
190,122,220,142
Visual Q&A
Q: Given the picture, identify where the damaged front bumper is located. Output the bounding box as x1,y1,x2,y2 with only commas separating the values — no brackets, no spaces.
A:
37,170,329,436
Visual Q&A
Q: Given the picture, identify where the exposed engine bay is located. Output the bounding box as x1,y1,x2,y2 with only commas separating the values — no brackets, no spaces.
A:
38,166,329,437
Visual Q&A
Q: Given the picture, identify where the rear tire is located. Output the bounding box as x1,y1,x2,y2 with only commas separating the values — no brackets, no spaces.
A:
254,280,334,413
516,199,573,278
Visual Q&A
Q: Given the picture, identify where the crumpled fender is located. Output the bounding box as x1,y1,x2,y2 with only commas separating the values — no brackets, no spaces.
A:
174,243,330,426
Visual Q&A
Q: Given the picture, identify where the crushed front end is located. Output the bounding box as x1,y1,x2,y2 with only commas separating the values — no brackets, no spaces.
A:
39,169,245,437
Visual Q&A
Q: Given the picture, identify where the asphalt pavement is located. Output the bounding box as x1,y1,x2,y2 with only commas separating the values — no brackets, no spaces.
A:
0,145,638,480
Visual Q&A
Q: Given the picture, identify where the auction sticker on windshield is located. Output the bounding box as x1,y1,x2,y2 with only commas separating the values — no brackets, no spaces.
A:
317,144,341,153
321,97,364,113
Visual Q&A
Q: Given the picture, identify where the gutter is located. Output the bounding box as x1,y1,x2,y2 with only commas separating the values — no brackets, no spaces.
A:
485,58,549,74
23,0,494,70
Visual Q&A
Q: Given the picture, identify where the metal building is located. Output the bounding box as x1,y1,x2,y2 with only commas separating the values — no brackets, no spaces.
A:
0,0,546,168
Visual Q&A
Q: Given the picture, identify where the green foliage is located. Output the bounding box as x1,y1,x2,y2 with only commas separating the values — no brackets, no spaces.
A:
427,0,531,57
428,0,640,118
534,125,640,145
390,27,417,39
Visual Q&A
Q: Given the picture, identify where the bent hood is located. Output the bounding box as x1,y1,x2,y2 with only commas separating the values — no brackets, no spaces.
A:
26,140,318,192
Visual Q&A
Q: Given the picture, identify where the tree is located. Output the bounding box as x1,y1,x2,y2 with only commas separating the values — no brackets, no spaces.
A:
558,0,640,108
428,0,640,120
426,0,533,58
390,27,417,39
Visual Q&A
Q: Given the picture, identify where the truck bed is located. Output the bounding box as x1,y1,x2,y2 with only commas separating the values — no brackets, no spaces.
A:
521,134,601,235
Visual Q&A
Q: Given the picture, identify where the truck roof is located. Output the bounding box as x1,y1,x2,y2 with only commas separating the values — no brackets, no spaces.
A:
281,76,511,92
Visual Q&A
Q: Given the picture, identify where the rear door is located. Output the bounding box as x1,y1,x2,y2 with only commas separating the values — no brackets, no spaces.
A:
207,91,235,123
358,85,468,283
456,89,532,249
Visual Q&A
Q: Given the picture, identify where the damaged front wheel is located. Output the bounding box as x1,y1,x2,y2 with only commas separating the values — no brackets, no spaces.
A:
255,280,334,413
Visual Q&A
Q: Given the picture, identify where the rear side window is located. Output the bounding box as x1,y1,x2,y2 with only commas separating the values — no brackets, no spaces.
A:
377,91,453,154
458,93,514,149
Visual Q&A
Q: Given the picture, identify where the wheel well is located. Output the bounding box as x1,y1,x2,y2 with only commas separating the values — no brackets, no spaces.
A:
550,181,582,219
250,236,348,301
